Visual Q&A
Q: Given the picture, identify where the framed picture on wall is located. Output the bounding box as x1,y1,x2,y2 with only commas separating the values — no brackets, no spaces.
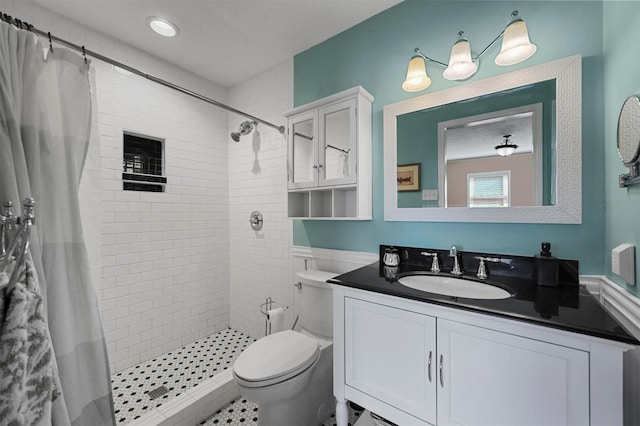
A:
397,163,421,191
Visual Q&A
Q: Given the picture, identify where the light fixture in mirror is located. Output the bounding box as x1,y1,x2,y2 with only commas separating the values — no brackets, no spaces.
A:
402,10,537,92
495,134,519,157
384,55,581,223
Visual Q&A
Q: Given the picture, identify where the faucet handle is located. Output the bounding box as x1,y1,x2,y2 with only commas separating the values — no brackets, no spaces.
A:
421,251,441,273
475,256,501,280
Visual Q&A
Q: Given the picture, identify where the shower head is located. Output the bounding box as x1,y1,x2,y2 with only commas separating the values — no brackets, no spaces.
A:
230,120,257,142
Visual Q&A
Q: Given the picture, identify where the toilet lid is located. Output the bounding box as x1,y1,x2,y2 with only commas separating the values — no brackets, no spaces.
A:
233,330,320,383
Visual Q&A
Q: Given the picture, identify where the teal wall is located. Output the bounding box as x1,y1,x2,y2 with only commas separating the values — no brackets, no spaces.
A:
293,1,605,275
604,2,640,297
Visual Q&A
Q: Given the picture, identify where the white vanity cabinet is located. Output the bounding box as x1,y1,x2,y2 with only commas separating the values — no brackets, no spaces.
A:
437,318,589,426
334,286,629,426
285,86,373,220
345,298,437,425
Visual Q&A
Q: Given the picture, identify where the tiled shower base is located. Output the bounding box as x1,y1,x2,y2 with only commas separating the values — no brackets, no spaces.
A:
111,328,254,425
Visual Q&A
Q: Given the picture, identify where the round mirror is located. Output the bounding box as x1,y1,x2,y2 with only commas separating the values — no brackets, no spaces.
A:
617,95,640,166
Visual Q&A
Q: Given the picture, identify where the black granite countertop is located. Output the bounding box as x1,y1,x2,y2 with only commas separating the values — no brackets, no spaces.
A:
328,259,639,345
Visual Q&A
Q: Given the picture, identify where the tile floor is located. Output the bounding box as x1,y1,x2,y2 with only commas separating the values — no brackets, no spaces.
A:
201,398,364,426
111,328,254,424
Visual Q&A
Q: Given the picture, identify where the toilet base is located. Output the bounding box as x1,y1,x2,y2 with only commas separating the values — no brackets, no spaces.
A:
238,345,334,426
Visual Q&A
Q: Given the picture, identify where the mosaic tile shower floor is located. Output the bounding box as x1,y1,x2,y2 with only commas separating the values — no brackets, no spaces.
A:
111,328,254,424
201,398,364,426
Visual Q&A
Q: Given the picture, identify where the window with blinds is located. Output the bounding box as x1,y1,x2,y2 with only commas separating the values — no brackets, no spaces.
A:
467,171,510,207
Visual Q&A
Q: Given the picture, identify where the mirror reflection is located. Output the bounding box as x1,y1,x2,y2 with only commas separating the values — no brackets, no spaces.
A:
292,119,314,185
324,108,351,180
397,79,556,209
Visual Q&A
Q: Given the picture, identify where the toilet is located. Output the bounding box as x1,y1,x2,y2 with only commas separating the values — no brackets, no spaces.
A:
232,269,336,426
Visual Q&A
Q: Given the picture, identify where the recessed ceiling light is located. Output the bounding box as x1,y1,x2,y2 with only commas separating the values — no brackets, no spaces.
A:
147,16,179,37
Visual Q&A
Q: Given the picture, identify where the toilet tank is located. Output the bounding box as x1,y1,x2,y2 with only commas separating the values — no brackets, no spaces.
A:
296,269,336,339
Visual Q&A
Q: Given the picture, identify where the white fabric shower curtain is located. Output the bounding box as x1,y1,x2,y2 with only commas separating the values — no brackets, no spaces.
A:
0,21,115,425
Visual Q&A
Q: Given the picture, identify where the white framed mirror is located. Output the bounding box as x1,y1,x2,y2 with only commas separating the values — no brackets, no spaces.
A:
383,55,581,223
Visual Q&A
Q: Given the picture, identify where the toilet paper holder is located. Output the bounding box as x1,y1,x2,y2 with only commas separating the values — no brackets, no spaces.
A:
259,297,288,315
260,297,289,336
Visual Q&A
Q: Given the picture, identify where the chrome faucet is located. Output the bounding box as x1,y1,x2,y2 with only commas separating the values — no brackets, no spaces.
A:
449,245,463,275
420,251,440,273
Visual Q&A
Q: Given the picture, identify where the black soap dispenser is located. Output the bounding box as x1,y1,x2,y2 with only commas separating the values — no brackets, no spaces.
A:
536,242,559,287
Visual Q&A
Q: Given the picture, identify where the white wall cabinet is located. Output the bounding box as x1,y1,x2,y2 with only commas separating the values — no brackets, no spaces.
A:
334,286,629,426
285,86,373,220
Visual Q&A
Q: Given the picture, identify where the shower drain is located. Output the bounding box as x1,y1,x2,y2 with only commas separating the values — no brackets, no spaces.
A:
147,385,169,400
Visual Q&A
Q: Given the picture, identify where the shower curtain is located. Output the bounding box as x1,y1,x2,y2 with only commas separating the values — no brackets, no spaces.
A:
0,20,115,425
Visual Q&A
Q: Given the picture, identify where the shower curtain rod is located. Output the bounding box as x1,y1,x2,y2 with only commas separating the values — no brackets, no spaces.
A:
0,12,286,135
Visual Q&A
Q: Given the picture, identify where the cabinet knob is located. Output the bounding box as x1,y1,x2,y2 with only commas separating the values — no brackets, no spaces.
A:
439,354,444,388
428,350,433,383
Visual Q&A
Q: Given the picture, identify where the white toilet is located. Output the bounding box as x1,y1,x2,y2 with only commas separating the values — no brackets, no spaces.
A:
232,269,336,426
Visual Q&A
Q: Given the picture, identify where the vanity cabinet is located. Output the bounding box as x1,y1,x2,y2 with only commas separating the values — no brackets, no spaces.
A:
334,286,628,426
345,298,437,425
285,86,373,220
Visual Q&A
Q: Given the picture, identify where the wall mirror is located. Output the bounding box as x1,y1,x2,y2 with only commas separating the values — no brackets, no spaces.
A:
383,55,582,223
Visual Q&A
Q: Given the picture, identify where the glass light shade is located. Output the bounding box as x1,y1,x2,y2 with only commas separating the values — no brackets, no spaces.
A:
443,39,478,80
495,145,517,157
402,56,432,92
495,20,537,66
147,17,179,37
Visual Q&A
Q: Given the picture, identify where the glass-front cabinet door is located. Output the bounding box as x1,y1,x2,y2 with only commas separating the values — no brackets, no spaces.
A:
288,110,318,189
320,98,357,186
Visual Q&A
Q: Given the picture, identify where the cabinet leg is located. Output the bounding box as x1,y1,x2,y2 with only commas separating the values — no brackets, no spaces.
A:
336,399,348,426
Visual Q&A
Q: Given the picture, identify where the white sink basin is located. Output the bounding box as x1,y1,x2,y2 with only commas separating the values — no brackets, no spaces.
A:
397,275,512,300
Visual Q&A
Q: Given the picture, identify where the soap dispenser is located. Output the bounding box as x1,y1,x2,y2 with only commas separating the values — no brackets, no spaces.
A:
536,242,559,287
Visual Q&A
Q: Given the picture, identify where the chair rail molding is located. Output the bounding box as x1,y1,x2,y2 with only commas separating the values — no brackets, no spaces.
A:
581,275,640,340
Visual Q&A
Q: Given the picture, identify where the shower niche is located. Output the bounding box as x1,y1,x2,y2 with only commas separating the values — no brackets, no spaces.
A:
285,86,373,220
122,132,167,192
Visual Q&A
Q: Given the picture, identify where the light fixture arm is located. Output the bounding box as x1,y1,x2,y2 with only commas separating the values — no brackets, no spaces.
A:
473,28,505,61
412,47,449,68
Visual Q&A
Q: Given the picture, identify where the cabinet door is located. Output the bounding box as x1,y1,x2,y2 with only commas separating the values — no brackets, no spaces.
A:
288,110,318,189
345,297,437,425
437,319,589,426
319,98,357,186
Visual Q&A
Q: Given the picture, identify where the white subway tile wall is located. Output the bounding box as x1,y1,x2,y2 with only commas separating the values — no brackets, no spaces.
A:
96,63,231,372
227,60,294,339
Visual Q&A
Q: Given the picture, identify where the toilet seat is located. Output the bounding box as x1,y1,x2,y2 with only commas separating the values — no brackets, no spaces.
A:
233,330,320,388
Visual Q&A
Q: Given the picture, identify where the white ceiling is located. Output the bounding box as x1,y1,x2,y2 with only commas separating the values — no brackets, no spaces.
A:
31,0,402,88
445,112,534,161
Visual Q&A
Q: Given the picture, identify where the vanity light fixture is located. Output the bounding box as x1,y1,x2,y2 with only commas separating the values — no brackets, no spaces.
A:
401,10,537,92
147,16,179,37
495,134,519,157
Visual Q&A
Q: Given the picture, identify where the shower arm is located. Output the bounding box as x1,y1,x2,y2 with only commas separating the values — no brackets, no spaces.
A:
0,12,286,135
